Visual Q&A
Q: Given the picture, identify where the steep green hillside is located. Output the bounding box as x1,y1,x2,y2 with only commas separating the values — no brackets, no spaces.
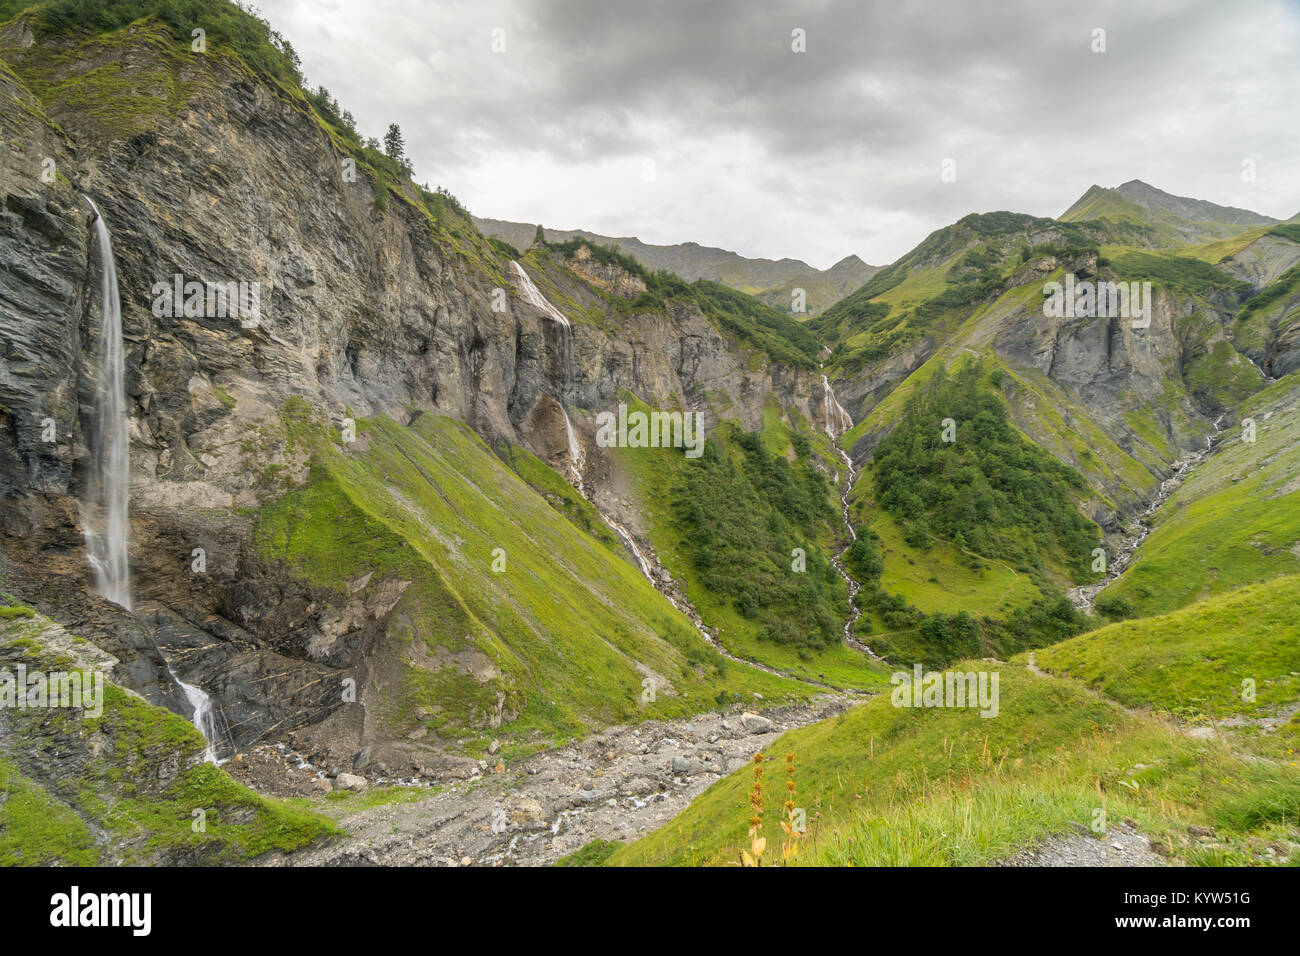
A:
1099,375,1300,616
602,579,1300,866
871,361,1100,580
256,401,813,751
831,360,1100,667
812,211,1123,359
819,197,1284,557
615,392,891,690
0,604,335,864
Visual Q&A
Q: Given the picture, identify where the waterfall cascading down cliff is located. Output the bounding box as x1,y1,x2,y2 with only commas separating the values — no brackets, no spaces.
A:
173,670,220,764
82,197,132,611
508,260,570,328
82,198,222,762
562,403,585,486
822,374,853,440
510,259,586,484
821,374,878,657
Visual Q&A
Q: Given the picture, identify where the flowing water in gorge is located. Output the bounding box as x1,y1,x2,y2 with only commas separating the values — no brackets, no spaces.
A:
1068,414,1229,612
821,375,877,657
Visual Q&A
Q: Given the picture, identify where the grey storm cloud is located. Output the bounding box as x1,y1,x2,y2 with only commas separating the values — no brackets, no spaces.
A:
257,0,1299,267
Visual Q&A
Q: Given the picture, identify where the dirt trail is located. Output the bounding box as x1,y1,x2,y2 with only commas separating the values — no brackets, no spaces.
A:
995,822,1172,867
1023,652,1290,745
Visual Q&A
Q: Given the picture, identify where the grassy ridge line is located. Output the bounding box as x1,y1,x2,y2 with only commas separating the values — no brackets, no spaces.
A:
603,576,1300,866
1036,575,1300,727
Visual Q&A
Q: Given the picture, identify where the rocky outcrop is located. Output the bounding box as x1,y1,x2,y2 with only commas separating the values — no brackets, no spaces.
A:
562,244,647,298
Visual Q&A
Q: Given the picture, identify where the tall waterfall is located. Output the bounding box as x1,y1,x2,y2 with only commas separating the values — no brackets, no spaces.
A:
82,197,131,611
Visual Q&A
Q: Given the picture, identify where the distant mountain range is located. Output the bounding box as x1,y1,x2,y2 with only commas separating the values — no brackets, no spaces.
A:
473,216,878,316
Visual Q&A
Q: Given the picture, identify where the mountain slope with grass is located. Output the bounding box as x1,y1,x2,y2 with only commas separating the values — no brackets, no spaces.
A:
611,393,891,690
245,401,815,766
1034,575,1300,756
601,576,1300,866
807,186,1300,649
1060,180,1278,245
1095,373,1300,618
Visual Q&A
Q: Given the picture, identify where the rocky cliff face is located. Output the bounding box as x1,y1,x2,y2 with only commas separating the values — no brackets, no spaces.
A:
0,18,830,769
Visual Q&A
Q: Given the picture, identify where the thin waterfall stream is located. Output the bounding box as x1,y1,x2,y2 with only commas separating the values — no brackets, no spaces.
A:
82,197,131,611
82,196,221,763
822,374,879,658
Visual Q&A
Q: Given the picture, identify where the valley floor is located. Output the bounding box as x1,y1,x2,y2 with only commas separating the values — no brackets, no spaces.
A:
254,697,853,867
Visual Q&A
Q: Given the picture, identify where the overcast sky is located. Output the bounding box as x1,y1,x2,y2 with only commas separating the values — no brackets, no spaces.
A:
256,0,1300,269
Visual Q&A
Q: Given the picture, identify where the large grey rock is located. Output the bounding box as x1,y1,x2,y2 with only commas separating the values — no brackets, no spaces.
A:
335,772,367,792
740,712,773,734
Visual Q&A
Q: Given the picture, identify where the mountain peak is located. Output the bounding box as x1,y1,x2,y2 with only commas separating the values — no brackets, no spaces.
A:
1112,180,1276,228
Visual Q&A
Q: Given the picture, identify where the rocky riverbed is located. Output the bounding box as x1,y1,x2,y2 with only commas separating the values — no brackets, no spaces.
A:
237,695,855,867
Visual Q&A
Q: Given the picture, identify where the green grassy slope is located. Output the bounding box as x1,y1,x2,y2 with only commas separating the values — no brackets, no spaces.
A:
1035,575,1300,740
255,402,813,753
0,603,335,865
602,578,1300,866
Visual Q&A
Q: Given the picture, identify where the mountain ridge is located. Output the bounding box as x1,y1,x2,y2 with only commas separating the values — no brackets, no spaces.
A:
473,215,879,316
